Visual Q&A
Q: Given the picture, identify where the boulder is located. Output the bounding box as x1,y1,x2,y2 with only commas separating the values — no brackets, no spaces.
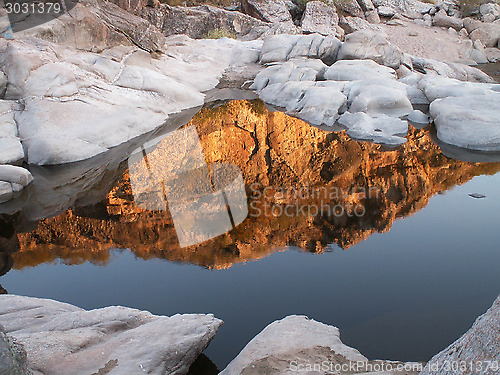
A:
0,324,28,375
347,84,413,117
365,10,381,24
420,294,500,375
373,0,433,19
240,0,292,23
0,295,223,375
259,34,341,64
142,4,267,39
480,3,500,22
300,1,344,38
430,93,500,151
418,75,500,101
410,56,495,83
14,0,167,53
339,16,381,34
378,5,397,17
432,9,463,31
358,0,376,12
485,47,500,62
324,59,397,81
337,30,403,69
339,112,408,146
220,315,368,374
463,19,500,47
108,0,151,15
336,0,365,18
0,165,33,187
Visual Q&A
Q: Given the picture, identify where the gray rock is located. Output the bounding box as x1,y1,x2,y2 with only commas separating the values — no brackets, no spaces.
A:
485,47,500,62
432,8,463,31
420,294,500,375
373,0,433,18
240,0,292,23
324,59,397,81
142,4,267,40
430,93,500,151
410,56,495,83
480,3,500,22
365,9,381,24
337,30,403,69
339,15,381,34
300,1,344,38
378,5,397,17
407,109,430,125
347,84,413,117
220,315,368,375
335,0,365,18
14,0,167,53
0,324,28,375
259,34,341,64
419,75,500,101
0,295,223,375
467,48,489,64
358,0,376,12
464,18,500,47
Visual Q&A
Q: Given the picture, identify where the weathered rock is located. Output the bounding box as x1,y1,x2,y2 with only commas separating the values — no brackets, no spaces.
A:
339,112,408,146
432,8,463,31
485,47,500,62
336,0,365,18
410,56,495,83
14,0,167,53
220,315,368,374
0,324,28,375
480,3,500,22
259,33,341,64
430,93,500,151
300,1,344,38
467,47,489,64
407,109,430,125
378,5,397,17
373,0,433,18
339,15,381,34
241,0,292,23
108,0,151,15
420,294,500,375
324,59,397,81
142,4,267,39
0,295,223,375
337,30,403,68
464,19,500,47
419,75,500,101
365,9,381,23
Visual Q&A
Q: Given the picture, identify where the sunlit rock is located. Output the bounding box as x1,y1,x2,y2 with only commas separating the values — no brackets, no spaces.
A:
430,93,500,152
0,295,223,375
420,294,500,375
339,112,408,146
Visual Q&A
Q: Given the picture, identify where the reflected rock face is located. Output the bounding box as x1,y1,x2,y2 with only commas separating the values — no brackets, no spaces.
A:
8,100,500,270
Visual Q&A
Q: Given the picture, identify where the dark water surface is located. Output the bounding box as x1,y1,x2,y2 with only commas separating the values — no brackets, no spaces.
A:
1,100,500,370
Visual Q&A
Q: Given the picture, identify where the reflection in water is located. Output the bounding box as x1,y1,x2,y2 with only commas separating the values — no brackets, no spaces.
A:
2,100,499,271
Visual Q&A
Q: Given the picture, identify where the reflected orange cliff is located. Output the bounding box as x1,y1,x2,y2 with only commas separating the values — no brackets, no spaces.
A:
8,100,500,270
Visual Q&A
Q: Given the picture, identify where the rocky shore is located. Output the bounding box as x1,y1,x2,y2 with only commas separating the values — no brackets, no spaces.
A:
0,0,500,373
0,294,499,374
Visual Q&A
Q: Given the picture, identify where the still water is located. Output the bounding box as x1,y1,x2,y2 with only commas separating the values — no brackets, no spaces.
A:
1,100,500,370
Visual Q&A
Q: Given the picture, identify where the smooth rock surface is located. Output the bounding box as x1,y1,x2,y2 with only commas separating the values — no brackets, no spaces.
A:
430,93,500,151
420,294,500,375
0,295,223,375
324,59,397,81
337,30,403,68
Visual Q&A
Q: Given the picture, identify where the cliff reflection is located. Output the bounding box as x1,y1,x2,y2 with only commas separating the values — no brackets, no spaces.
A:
7,100,500,270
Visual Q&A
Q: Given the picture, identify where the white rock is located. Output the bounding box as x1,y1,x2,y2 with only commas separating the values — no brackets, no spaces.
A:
337,30,403,69
220,315,367,375
0,138,24,164
259,81,316,110
378,6,397,17
0,295,223,375
0,181,13,203
324,59,397,81
430,93,500,151
0,165,33,186
419,75,500,102
348,84,413,117
339,112,408,145
301,1,343,38
293,85,348,126
420,294,500,375
408,109,430,125
410,56,494,83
